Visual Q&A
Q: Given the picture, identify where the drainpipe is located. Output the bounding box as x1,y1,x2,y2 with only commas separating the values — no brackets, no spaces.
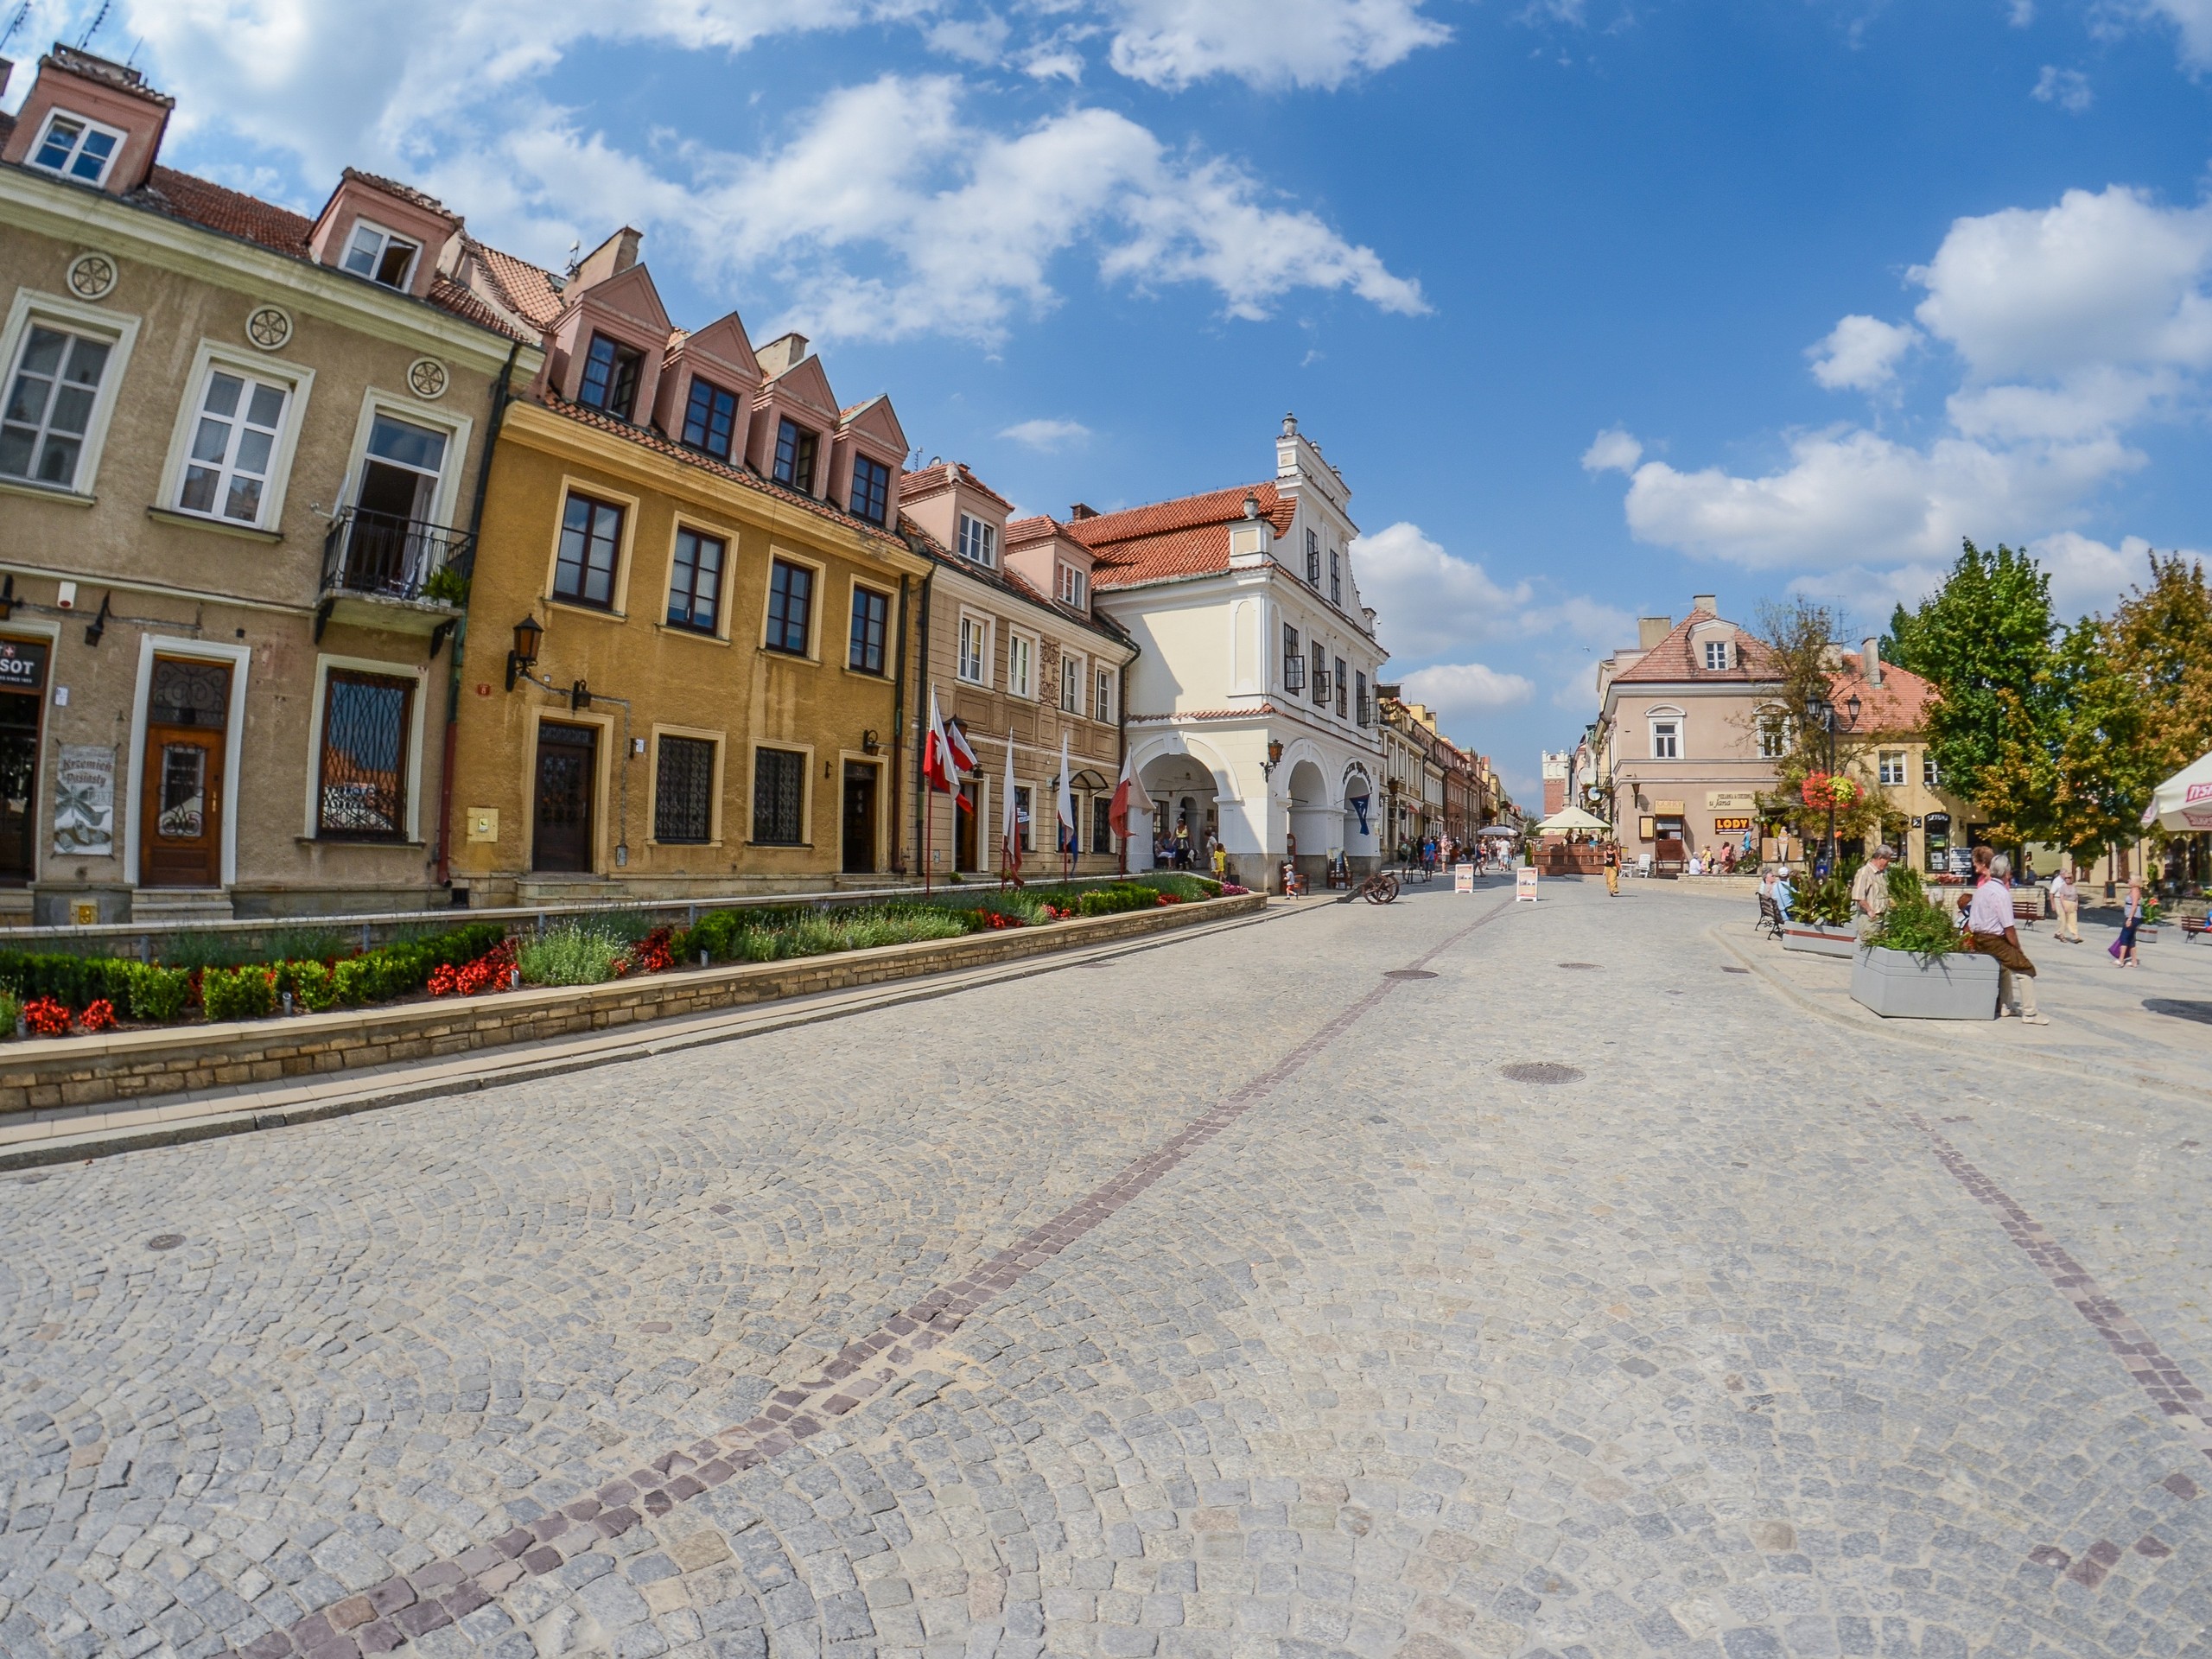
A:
434,339,521,894
912,569,931,877
889,573,910,873
1116,655,1129,874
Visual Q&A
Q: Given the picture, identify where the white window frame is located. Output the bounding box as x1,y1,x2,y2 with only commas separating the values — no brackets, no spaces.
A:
156,341,315,532
1879,751,1906,787
339,387,474,530
1060,650,1084,714
1058,563,1088,607
0,290,140,499
1007,632,1037,700
27,109,128,187
957,613,993,687
958,513,998,569
341,218,423,290
300,653,430,842
1094,664,1114,724
1649,716,1681,760
1923,753,1939,788
1702,639,1732,670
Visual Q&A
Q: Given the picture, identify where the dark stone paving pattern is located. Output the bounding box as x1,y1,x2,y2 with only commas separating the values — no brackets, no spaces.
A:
3,880,2210,1659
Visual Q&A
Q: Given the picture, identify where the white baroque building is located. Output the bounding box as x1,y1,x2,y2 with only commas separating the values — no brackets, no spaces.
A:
1068,415,1388,890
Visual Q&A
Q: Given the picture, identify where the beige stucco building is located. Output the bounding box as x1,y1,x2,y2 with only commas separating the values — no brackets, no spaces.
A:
0,46,537,922
898,462,1135,878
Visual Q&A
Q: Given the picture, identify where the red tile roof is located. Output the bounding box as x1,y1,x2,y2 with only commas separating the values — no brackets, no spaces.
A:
1610,608,1781,684
1830,652,1934,734
465,240,569,330
899,513,1133,646
1066,480,1292,588
899,461,1014,513
141,166,314,255
340,167,457,223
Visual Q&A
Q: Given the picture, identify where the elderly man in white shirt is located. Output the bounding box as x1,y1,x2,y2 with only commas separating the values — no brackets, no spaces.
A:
1967,851,2049,1023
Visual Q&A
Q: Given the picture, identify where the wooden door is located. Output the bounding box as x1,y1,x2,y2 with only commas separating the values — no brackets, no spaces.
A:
955,779,979,872
532,721,597,872
140,726,225,887
0,690,41,883
842,762,878,874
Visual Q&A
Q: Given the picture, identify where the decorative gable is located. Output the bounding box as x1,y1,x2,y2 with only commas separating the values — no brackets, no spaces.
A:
654,311,760,460
1,46,173,197
548,259,674,419
308,168,461,300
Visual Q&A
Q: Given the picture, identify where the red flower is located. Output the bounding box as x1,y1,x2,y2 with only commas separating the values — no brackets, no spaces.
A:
427,964,459,997
22,997,71,1037
79,999,118,1033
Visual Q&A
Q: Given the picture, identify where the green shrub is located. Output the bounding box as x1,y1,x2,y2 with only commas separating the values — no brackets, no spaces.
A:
0,991,16,1037
282,959,338,1012
1868,893,1965,957
1132,872,1217,901
517,923,623,986
201,965,276,1022
1885,862,1926,906
331,957,375,1006
0,950,134,1011
126,963,192,1023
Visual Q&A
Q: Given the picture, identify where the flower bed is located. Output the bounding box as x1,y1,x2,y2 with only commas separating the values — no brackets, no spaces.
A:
0,877,1224,1041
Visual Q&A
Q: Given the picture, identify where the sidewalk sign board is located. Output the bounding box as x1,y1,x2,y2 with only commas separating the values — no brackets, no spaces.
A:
1516,867,1539,902
1454,862,1473,893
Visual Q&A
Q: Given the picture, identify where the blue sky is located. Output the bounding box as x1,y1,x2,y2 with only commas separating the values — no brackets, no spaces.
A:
16,0,2212,798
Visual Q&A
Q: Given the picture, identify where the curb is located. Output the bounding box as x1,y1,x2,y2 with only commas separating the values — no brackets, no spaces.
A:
0,899,1307,1170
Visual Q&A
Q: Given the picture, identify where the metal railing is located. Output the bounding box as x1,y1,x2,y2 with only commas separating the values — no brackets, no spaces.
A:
321,508,474,605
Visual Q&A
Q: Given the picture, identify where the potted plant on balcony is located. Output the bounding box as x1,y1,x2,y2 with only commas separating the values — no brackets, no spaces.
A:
1850,876,1999,1019
1780,866,1859,957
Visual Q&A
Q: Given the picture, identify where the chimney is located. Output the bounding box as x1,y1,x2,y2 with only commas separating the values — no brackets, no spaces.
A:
1692,593,1718,615
1068,503,1096,521
1863,636,1883,688
1637,614,1673,649
753,333,810,378
569,226,644,291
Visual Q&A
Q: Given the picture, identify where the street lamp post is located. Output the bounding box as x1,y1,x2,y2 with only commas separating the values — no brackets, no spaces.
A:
1802,689,1863,874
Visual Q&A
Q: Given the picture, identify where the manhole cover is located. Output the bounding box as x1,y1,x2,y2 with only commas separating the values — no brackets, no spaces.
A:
2145,999,2212,1025
145,1234,184,1252
638,1320,672,1333
1721,966,1749,975
18,1173,47,1184
1558,962,1599,970
1502,1063,1584,1085
1384,969,1437,980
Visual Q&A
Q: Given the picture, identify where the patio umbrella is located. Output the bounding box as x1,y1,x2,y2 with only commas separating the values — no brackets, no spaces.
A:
1477,824,1521,838
1533,806,1611,836
2142,749,2212,832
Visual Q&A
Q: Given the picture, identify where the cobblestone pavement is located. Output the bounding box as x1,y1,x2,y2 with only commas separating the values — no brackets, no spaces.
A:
3,879,2209,1659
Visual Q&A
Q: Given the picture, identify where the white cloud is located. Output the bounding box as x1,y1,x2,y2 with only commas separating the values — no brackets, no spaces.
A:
2025,530,2191,616
1353,522,1534,660
1000,416,1092,450
1597,178,2212,578
1808,315,1920,391
104,4,1425,346
1580,427,1643,473
2123,0,2212,69
1398,662,1537,729
2031,65,2094,111
2008,0,2035,25
1104,0,1451,89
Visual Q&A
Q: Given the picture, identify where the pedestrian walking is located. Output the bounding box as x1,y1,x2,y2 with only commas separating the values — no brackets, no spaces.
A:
1211,842,1229,883
1851,844,1894,939
1603,839,1620,897
2050,865,2082,942
1967,850,2048,1022
2114,880,2145,967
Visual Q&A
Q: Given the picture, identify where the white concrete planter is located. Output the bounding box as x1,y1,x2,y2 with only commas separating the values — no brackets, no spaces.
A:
1850,945,1999,1020
1782,924,1858,958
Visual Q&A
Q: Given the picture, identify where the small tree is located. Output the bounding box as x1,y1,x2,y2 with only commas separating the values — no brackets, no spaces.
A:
1747,597,1890,846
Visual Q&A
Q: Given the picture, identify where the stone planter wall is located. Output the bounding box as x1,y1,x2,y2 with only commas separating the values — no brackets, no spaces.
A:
0,893,1264,1119
1782,924,1859,959
1850,944,1999,1020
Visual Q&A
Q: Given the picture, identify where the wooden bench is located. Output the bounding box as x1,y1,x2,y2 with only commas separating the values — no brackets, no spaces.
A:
2183,917,2209,944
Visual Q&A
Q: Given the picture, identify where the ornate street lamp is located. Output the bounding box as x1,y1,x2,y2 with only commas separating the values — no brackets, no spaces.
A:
1802,689,1863,872
1259,739,1285,780
506,613,543,691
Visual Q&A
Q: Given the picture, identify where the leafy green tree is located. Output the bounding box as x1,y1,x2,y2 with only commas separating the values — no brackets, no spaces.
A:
2106,551,2212,784
1749,598,1891,843
1884,539,2060,843
2046,613,2154,864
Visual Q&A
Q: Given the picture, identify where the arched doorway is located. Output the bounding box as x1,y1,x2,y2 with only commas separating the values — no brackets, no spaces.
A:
1285,757,1332,888
1341,765,1379,875
1137,753,1217,870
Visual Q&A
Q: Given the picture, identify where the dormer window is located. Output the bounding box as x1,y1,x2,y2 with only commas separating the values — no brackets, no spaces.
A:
579,334,643,420
681,378,738,460
342,221,421,290
1702,639,1732,670
958,512,997,569
29,111,124,185
772,417,817,493
1058,564,1088,607
849,454,891,525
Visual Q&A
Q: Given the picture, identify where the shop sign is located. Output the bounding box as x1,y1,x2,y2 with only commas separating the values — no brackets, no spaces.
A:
1707,790,1757,810
1454,862,1474,893
1653,799,1687,814
1713,816,1754,831
1515,867,1539,902
54,744,115,855
1638,815,1656,842
0,638,48,693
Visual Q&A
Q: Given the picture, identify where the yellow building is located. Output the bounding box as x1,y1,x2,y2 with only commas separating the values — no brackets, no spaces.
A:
446,236,928,902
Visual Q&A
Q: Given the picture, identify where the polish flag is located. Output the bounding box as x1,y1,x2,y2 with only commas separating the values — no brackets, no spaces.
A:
922,689,969,806
945,715,978,777
1001,733,1023,879
1108,754,1152,840
1056,730,1077,853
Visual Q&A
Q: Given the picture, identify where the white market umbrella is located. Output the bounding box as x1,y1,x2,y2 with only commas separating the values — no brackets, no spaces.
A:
1477,824,1521,839
2143,749,2212,832
1533,806,1611,835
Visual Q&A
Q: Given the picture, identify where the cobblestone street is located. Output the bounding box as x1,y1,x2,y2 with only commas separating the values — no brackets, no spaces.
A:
3,879,2209,1659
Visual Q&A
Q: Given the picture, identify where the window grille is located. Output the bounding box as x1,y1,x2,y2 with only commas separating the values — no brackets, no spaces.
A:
1,324,111,489
753,747,805,844
149,658,232,728
317,671,413,840
655,735,716,843
180,369,288,524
